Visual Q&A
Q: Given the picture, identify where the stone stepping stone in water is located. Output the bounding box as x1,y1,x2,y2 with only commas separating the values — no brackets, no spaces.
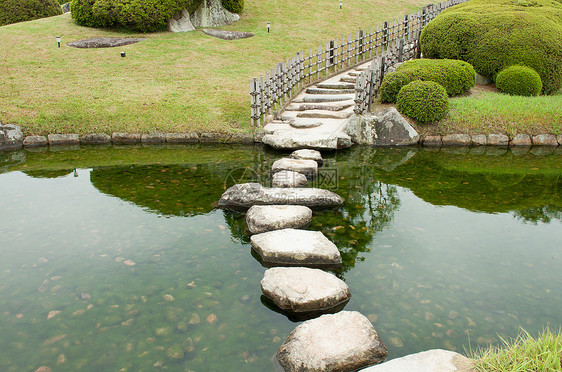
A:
251,228,341,268
316,82,356,90
261,267,350,313
246,205,312,234
218,183,344,209
306,87,356,95
360,349,472,372
296,111,352,120
289,149,323,166
284,103,352,111
272,170,308,188
272,158,318,178
276,311,388,371
294,95,354,103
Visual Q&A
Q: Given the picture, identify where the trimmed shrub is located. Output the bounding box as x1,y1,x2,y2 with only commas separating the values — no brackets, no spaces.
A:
71,0,203,32
496,65,543,96
380,59,475,103
396,80,449,123
221,0,243,14
0,0,62,27
420,0,562,95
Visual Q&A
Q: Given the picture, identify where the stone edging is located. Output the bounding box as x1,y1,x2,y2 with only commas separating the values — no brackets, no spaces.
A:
421,133,562,147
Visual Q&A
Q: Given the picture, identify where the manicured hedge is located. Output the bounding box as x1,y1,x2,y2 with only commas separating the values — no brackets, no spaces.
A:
496,65,543,96
379,59,475,103
222,0,243,14
420,0,562,95
0,0,62,27
396,80,449,123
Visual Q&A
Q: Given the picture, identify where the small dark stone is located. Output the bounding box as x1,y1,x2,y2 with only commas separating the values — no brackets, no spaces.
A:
202,29,254,40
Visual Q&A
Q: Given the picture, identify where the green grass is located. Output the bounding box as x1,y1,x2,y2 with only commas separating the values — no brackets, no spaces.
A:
470,328,562,372
0,0,430,136
415,89,562,137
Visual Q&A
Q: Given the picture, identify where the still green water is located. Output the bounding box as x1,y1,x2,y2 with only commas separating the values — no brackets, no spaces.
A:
0,145,561,371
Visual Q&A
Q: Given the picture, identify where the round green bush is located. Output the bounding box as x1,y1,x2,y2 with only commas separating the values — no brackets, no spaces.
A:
496,65,543,96
379,59,475,103
396,80,449,123
0,0,62,27
221,0,243,14
420,0,562,95
71,0,204,32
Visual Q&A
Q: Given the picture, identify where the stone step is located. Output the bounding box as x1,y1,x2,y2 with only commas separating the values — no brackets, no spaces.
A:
316,82,355,90
250,228,342,267
296,111,352,120
340,76,357,83
285,103,352,112
305,88,356,95
348,71,361,76
261,267,350,313
272,158,318,177
293,95,354,103
290,120,323,129
246,205,312,234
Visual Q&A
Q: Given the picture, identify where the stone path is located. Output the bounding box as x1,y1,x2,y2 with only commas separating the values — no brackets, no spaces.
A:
261,61,374,150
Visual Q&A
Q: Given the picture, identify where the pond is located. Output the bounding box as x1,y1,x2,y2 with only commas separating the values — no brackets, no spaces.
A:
0,144,561,371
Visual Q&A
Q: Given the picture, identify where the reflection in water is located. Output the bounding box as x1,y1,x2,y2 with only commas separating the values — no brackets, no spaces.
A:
0,145,561,371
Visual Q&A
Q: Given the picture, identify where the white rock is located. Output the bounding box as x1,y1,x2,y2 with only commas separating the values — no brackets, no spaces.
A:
272,170,308,188
246,205,312,234
344,108,419,146
218,183,343,209
261,267,350,312
359,349,473,372
290,149,323,165
277,311,388,371
251,228,341,267
262,131,352,150
190,0,240,28
168,9,195,32
272,158,318,177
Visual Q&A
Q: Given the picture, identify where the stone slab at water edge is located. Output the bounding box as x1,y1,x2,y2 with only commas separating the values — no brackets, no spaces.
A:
246,205,312,234
271,158,318,178
261,267,350,313
251,229,341,267
359,349,473,372
218,183,344,209
276,311,388,372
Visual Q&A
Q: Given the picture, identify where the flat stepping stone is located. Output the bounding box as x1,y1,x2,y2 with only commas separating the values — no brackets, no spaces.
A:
68,37,146,48
261,267,350,313
218,183,344,209
316,82,355,90
285,103,352,111
246,205,312,234
272,158,318,177
202,29,254,40
306,88,356,95
296,111,352,119
290,149,323,165
272,170,308,188
262,131,352,150
290,120,323,129
276,311,388,371
251,229,341,267
361,349,472,372
295,95,354,103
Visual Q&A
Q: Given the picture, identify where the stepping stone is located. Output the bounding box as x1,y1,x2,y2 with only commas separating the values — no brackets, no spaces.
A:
272,158,318,177
276,311,388,371
285,103,352,111
290,149,323,165
261,267,350,313
251,228,341,267
317,82,355,90
296,95,354,103
290,120,323,129
246,205,312,234
340,76,357,83
272,170,308,188
296,111,352,119
306,88,356,95
361,349,472,372
218,183,344,209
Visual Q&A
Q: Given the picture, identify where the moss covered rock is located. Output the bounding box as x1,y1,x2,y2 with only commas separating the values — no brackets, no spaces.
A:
380,59,475,103
396,80,449,123
420,0,562,95
0,0,62,27
496,65,543,96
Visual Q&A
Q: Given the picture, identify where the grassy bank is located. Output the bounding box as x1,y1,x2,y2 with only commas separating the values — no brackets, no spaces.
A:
470,328,562,372
0,0,429,136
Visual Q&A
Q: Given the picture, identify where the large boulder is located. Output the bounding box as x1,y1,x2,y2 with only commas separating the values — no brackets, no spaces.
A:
0,124,24,151
168,9,195,32
246,205,312,234
359,349,473,372
190,0,239,28
344,108,419,146
277,311,388,371
251,228,341,268
218,183,344,210
261,267,350,313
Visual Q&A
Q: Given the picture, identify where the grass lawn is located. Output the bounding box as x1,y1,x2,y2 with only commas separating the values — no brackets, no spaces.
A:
0,0,430,136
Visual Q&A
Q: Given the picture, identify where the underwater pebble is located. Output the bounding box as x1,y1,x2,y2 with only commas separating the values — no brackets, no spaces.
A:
47,310,61,320
163,294,175,302
56,354,66,365
184,337,195,353
123,260,136,266
35,367,52,372
154,327,172,337
188,313,200,325
166,344,184,360
80,293,91,300
206,314,217,324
